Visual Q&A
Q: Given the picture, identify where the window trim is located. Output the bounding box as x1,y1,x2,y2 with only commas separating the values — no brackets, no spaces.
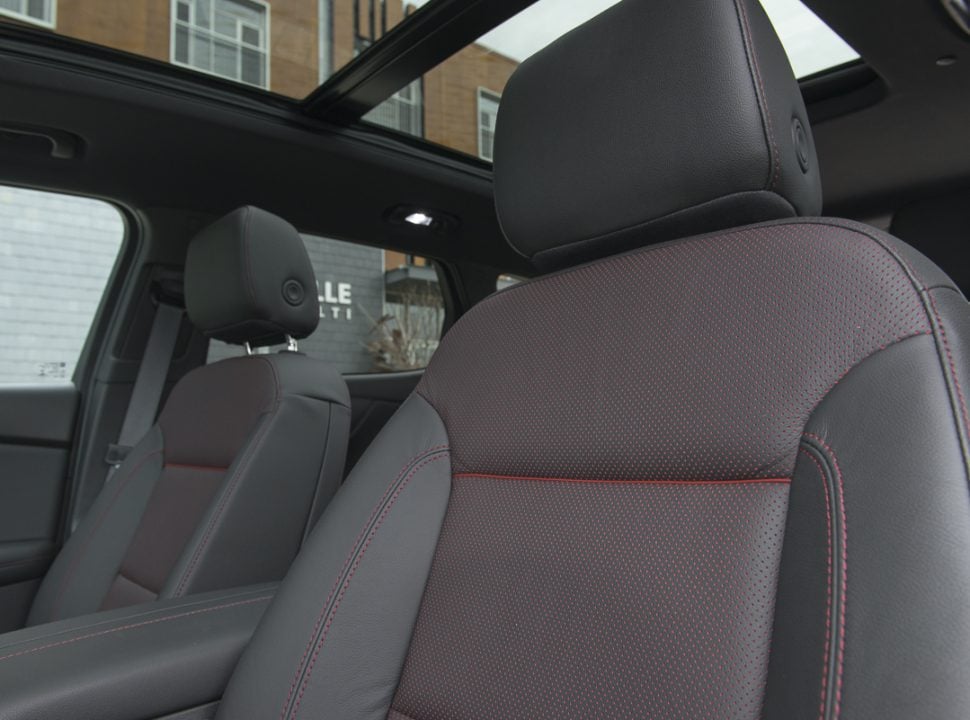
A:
476,87,500,162
169,0,272,90
0,0,56,29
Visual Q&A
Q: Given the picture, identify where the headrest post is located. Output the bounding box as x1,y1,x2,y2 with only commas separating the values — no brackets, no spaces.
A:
244,342,254,356
286,335,299,352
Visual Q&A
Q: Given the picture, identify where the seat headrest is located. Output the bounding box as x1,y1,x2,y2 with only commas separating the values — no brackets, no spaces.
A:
184,206,319,347
494,0,823,271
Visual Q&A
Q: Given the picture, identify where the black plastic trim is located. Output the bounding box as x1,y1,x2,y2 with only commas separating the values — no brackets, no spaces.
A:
304,0,537,123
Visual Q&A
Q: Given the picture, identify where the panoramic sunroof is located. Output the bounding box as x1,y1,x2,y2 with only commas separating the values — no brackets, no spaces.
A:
0,0,858,160
0,0,429,98
364,0,859,161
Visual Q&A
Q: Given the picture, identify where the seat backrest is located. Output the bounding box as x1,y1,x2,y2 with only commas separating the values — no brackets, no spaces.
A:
216,3,970,719
27,207,350,626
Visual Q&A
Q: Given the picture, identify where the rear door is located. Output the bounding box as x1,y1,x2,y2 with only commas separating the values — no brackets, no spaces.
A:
0,185,125,630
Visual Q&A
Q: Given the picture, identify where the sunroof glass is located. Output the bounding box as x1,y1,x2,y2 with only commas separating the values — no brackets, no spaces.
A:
0,0,427,98
365,0,860,161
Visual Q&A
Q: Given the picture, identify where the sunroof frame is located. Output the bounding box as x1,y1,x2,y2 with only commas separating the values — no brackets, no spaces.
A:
302,0,536,123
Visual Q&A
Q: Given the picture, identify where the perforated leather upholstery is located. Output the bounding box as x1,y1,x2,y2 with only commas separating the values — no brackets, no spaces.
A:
214,2,970,719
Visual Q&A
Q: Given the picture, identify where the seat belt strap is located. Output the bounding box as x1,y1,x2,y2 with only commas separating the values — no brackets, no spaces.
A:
105,301,183,469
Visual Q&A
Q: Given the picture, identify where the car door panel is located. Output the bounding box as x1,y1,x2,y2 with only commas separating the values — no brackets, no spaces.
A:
0,384,78,630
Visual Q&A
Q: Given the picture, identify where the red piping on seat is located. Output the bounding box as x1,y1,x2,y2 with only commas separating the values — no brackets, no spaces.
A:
452,473,790,486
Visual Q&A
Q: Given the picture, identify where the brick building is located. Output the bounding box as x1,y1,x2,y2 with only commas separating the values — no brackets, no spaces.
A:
0,0,513,380
0,1,519,158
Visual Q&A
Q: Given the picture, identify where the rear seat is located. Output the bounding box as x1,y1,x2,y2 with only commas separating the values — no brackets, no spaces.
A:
26,206,350,626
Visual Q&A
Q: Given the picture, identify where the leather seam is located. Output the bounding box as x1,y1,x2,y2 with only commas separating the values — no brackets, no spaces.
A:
444,218,895,349
171,357,281,596
0,595,271,665
525,190,796,268
47,449,163,622
278,446,450,720
453,473,789,485
806,218,970,484
733,0,779,190
923,287,970,479
290,453,449,720
801,435,847,720
798,446,837,720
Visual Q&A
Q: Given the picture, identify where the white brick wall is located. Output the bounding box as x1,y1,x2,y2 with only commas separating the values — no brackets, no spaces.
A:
0,186,124,384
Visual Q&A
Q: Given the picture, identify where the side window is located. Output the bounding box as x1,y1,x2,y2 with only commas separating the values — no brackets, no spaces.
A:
497,273,524,291
207,235,445,374
0,185,125,384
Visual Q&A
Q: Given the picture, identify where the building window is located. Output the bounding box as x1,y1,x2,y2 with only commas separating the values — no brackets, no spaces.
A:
477,89,501,161
172,0,269,89
364,80,423,138
0,0,55,27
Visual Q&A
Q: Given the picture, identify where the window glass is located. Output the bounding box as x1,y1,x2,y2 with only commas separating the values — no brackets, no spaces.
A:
477,89,500,162
0,0,53,27
0,185,124,384
207,238,444,373
368,0,860,160
497,273,524,292
172,0,269,88
0,1,429,99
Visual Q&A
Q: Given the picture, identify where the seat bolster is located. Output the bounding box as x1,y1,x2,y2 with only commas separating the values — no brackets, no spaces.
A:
217,394,451,720
162,354,351,599
26,427,166,626
765,334,970,719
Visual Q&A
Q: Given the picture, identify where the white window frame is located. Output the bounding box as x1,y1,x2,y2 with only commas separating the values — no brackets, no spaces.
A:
0,0,56,28
364,79,423,138
477,87,501,162
169,0,271,89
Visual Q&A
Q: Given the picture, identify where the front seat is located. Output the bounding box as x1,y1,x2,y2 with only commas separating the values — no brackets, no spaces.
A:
217,2,970,718
27,206,351,626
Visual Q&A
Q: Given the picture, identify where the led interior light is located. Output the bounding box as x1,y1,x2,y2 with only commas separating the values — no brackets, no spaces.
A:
404,211,435,227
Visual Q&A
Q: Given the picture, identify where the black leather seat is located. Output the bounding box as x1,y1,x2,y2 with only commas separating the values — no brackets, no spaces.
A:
207,2,968,718
26,206,350,626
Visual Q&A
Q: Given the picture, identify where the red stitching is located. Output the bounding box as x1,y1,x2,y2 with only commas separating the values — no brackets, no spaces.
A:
804,434,847,720
798,448,835,720
278,445,449,720
173,356,280,597
453,473,790,485
735,0,780,190
0,594,271,664
289,452,450,720
48,450,162,621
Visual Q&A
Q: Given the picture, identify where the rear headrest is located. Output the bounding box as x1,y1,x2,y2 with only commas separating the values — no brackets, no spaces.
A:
185,206,319,347
494,0,823,271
